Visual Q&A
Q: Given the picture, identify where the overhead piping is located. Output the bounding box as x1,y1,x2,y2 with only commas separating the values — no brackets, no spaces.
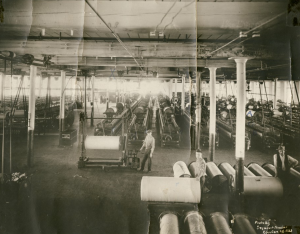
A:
208,7,296,56
85,0,143,71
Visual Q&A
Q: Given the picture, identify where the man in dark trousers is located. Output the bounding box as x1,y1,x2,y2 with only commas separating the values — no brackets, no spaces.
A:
138,130,155,172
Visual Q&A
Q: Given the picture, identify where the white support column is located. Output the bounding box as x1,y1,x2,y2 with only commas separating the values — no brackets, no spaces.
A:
72,77,76,101
1,72,5,176
59,71,66,135
175,78,178,99
91,76,95,126
230,57,249,195
121,80,124,103
170,79,173,98
189,75,192,109
92,76,95,105
27,65,37,167
280,81,287,103
116,78,119,103
106,78,109,109
38,75,43,99
268,81,273,97
0,72,4,105
208,67,217,162
273,79,278,109
196,72,202,150
250,81,255,100
181,75,186,111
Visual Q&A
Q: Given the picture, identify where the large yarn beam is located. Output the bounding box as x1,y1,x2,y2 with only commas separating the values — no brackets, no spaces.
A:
85,136,120,150
160,213,180,234
241,177,283,197
173,161,191,178
141,176,201,203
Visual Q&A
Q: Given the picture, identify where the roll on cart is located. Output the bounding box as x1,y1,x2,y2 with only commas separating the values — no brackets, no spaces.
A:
141,176,201,234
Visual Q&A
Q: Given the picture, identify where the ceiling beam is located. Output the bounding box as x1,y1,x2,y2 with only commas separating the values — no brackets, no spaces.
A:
0,36,199,43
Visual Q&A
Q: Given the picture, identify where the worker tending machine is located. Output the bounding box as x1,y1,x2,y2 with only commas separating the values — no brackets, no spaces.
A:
94,97,140,136
157,95,181,147
127,96,152,146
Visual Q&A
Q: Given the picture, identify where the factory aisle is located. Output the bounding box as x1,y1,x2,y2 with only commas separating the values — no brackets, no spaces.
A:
0,122,286,234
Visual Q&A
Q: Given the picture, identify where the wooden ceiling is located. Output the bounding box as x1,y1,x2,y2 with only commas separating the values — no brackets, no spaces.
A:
0,0,296,80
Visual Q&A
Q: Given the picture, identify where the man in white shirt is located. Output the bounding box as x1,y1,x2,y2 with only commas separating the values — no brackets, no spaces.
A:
138,130,155,172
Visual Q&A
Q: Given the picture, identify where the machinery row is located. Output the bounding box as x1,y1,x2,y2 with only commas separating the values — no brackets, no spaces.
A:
183,91,300,153
0,94,75,137
157,95,181,147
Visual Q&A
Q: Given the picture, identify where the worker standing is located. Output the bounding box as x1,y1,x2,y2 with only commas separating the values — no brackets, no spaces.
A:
194,149,211,193
273,145,293,195
195,150,206,186
138,130,155,172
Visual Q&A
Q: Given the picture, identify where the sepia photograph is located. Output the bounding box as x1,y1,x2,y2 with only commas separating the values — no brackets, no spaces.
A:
0,0,300,233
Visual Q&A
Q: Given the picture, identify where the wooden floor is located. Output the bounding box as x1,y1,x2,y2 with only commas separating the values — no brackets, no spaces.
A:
0,103,299,234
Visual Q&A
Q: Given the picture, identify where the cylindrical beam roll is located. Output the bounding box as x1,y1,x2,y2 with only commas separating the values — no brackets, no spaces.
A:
218,162,235,180
233,213,256,234
184,211,207,234
14,110,25,117
262,163,276,177
288,156,298,168
141,176,201,203
206,162,227,188
242,177,283,197
243,166,255,176
85,136,120,150
290,168,300,182
207,212,232,234
233,165,255,176
247,163,272,177
160,212,179,234
188,161,202,178
173,161,191,178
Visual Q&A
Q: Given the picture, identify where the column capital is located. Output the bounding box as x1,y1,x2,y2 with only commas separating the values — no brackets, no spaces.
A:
229,57,253,63
205,67,218,71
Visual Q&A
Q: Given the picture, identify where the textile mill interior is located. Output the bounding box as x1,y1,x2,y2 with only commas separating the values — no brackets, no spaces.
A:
0,0,300,233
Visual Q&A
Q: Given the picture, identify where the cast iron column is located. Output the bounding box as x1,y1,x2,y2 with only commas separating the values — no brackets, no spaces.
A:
181,75,186,111
208,67,217,162
196,72,202,150
91,75,95,126
27,65,37,167
230,57,249,194
175,78,177,100
59,71,66,135
1,71,5,177
106,78,109,109
273,78,278,109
